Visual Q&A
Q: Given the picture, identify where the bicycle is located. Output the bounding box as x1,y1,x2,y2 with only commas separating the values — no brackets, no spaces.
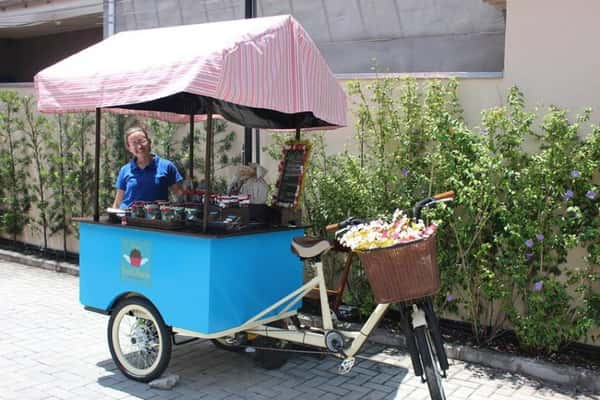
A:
105,191,454,400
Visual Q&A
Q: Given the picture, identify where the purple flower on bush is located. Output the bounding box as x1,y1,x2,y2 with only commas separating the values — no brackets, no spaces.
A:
563,189,574,201
570,170,581,178
532,281,544,292
525,239,534,248
586,190,597,200
401,168,410,177
525,252,534,261
536,233,544,242
446,293,454,302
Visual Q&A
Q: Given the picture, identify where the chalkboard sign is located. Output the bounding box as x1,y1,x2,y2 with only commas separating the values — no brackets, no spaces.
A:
274,143,311,208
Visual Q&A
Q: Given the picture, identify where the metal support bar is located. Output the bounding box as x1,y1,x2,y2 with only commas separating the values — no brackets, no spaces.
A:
315,262,333,330
202,104,213,232
243,0,256,164
94,108,101,222
254,128,260,164
245,276,321,325
345,303,390,357
189,114,194,179
244,127,252,164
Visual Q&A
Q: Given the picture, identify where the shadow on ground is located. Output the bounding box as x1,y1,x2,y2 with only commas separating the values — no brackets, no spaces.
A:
95,339,415,399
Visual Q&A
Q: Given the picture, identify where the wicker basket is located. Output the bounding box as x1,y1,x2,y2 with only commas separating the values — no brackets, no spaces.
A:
356,232,440,303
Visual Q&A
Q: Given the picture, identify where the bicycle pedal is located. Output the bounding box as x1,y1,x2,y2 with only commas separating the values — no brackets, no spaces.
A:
338,357,355,375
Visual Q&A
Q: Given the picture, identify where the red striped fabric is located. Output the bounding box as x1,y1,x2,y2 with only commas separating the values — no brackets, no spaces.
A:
35,15,346,129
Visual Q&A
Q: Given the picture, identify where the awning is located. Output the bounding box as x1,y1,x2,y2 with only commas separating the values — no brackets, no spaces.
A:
34,15,346,129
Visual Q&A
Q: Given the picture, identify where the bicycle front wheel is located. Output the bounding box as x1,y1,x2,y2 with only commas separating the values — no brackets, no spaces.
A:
415,326,446,400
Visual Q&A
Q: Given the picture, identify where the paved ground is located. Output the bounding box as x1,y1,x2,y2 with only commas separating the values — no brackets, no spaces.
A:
0,260,598,400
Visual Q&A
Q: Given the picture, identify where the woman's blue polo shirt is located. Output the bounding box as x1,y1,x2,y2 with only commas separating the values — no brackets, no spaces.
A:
116,155,183,208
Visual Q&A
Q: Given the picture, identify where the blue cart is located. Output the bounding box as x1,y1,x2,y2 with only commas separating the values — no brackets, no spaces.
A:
80,220,306,380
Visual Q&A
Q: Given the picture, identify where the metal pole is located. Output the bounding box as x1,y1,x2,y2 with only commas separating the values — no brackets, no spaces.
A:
202,103,214,232
243,0,257,165
106,0,115,37
295,127,301,141
254,128,260,164
244,128,252,164
189,114,194,179
94,108,101,221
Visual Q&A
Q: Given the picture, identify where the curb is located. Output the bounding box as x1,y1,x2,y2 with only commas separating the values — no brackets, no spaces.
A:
0,248,79,277
369,328,600,394
1,249,598,394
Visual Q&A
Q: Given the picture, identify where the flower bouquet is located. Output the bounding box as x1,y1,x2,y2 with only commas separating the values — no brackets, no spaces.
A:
339,209,437,252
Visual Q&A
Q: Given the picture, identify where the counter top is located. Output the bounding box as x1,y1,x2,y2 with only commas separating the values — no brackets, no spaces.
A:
74,217,307,239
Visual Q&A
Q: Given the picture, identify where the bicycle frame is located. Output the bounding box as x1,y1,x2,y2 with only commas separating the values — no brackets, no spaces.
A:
171,258,391,360
245,259,391,358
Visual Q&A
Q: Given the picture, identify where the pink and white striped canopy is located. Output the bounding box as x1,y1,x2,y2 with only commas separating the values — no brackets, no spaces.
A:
35,15,346,129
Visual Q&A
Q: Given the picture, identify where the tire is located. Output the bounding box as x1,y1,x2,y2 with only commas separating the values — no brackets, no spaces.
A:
252,320,291,370
414,326,446,400
107,297,172,382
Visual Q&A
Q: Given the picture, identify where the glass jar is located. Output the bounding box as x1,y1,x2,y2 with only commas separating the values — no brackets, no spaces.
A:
131,201,146,219
171,205,186,222
184,205,202,222
160,206,175,222
144,203,161,220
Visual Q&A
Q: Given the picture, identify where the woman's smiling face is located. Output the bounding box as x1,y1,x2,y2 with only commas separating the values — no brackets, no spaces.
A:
126,130,152,158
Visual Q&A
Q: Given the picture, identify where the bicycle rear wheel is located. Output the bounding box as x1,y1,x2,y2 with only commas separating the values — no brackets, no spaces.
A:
415,326,446,400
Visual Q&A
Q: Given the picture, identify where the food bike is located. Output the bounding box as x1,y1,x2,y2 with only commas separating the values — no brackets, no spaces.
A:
34,14,451,400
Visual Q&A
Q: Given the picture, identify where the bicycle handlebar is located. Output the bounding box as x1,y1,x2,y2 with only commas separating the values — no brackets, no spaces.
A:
325,191,455,233
325,217,364,233
433,191,455,201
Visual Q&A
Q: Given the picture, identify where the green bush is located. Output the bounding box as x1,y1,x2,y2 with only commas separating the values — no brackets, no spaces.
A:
297,78,600,352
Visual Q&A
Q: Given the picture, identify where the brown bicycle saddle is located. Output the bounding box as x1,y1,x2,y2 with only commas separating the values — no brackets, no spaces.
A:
291,236,332,259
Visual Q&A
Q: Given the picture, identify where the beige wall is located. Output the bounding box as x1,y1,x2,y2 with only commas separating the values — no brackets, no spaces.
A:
258,74,505,185
504,0,600,123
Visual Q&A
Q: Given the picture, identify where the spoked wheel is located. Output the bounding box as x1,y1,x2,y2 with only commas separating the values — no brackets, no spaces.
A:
252,320,291,370
415,326,446,400
108,297,172,382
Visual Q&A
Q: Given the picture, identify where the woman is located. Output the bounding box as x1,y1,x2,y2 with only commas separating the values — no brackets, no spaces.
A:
112,125,184,209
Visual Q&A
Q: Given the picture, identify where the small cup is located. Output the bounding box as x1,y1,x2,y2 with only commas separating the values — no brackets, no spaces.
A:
171,205,185,222
131,201,146,219
144,203,161,220
160,206,175,222
185,205,201,221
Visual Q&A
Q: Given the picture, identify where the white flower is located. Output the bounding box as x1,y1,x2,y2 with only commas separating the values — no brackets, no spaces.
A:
339,209,437,251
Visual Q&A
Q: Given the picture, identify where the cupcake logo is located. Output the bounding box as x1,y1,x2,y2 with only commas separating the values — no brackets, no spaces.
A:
123,248,148,268
120,239,152,286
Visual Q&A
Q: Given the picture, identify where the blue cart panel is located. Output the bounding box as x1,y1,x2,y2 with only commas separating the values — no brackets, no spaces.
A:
79,222,304,334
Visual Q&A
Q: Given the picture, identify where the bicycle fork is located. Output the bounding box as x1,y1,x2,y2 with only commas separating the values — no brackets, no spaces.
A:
403,302,448,380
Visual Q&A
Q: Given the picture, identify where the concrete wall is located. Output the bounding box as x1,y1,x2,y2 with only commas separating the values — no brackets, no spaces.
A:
0,39,18,81
113,0,505,73
0,28,102,82
17,28,102,81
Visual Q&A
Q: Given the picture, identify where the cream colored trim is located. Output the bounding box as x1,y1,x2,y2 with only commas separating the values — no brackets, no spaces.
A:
0,82,34,87
335,72,503,80
172,311,298,339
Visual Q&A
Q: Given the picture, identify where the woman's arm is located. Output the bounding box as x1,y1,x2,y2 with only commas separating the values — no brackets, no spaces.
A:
113,189,125,209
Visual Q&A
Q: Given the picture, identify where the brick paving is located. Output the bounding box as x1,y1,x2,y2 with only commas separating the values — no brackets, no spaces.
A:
1,260,598,400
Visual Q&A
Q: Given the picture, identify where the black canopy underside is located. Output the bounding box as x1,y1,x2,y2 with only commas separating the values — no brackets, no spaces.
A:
111,92,334,129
